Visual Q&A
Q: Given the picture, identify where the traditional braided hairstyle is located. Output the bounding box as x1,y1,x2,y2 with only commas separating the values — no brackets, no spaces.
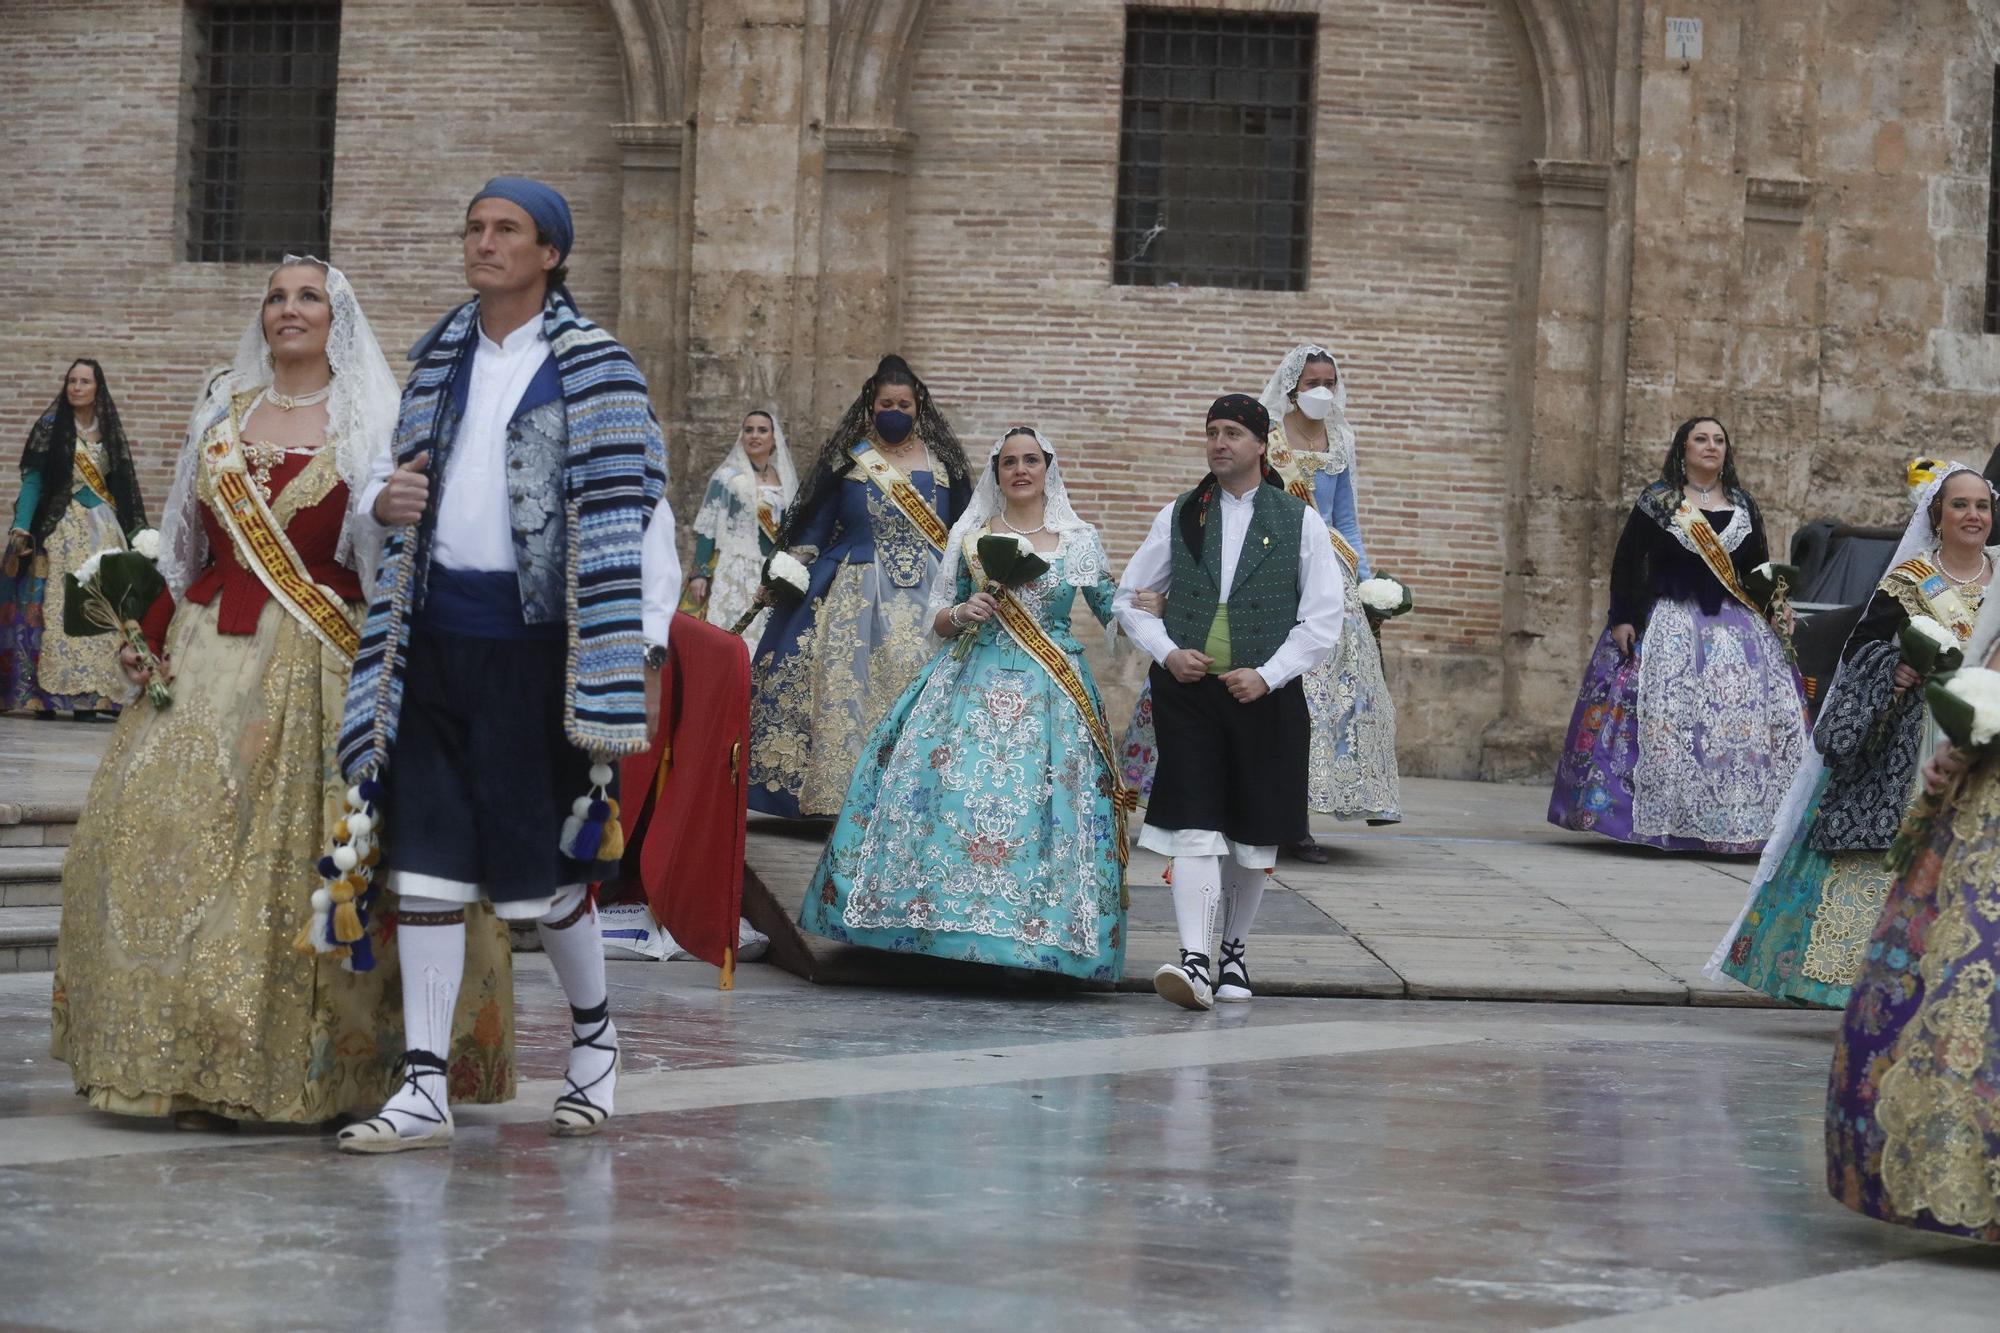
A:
776,354,972,549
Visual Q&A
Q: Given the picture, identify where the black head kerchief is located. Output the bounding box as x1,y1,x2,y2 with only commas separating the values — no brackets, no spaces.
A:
1207,393,1270,442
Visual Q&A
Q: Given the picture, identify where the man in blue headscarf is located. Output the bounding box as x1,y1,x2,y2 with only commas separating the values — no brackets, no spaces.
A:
333,176,679,1153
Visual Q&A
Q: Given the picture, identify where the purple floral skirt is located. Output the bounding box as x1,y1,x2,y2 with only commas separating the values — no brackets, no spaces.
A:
1548,599,1805,854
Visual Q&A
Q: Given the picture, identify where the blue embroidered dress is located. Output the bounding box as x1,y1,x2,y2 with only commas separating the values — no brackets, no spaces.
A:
800,547,1127,981
748,446,956,817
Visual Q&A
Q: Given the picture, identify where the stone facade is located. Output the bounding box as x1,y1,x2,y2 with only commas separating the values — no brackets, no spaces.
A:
4,0,1997,777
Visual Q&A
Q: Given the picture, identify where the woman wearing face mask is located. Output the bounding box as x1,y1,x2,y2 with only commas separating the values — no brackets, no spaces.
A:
50,258,515,1128
1548,416,1807,851
685,409,798,640
748,355,972,818
1118,344,1397,861
1711,464,1996,1006
2,359,148,718
800,429,1127,979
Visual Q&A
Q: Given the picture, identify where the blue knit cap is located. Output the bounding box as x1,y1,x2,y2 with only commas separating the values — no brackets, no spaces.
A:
469,176,573,260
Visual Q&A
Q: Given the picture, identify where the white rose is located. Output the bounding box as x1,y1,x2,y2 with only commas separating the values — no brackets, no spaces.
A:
73,551,107,586
130,528,161,560
768,551,811,594
1944,667,2000,745
1012,534,1039,560
1357,577,1406,613
1907,615,1957,653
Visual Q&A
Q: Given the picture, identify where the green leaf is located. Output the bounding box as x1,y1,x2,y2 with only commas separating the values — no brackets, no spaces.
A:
1925,676,1977,748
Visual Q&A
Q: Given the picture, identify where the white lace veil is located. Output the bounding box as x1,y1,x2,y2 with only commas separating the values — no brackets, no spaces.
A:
1258,342,1354,474
158,255,402,597
1705,460,1994,980
924,428,1109,633
707,408,799,507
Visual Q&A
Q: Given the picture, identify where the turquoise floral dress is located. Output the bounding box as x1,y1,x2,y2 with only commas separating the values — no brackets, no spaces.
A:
801,547,1128,981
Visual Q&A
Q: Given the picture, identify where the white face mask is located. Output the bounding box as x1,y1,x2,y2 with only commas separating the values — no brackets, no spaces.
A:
1295,385,1338,421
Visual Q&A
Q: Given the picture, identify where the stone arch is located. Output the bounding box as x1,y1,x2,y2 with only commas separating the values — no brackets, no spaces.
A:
1506,0,1611,163
598,0,687,127
828,0,935,129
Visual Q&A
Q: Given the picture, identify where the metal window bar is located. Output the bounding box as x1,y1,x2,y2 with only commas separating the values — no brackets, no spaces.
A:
1114,9,1316,291
185,1,342,264
1987,67,2000,334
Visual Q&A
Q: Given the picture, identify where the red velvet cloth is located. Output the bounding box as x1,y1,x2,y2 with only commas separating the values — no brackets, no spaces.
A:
139,451,357,655
607,613,750,978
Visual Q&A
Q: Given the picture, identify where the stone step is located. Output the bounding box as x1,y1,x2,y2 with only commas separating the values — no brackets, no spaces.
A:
0,798,81,849
0,847,65,908
0,905,60,972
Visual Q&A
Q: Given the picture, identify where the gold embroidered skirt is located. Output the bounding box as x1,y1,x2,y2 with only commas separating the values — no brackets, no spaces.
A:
31,496,126,704
50,595,516,1123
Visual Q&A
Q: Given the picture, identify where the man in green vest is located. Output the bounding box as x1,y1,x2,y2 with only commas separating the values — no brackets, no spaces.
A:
1114,394,1345,1010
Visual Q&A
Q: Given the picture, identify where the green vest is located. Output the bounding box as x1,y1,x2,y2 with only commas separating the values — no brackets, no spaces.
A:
1163,483,1308,671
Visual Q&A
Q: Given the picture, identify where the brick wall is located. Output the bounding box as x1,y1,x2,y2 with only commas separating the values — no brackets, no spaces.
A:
897,0,1527,768
0,0,624,518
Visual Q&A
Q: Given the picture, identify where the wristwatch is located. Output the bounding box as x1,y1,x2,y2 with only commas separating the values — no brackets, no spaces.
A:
644,644,667,672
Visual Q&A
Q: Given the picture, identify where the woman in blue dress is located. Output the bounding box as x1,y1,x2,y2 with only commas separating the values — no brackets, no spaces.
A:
801,429,1129,981
748,355,970,817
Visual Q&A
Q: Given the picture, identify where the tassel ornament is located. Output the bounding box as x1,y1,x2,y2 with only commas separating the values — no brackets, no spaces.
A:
559,760,621,864
306,777,385,972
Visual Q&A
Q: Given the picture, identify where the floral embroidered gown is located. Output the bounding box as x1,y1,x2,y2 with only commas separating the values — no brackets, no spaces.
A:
3,432,133,712
749,447,956,818
1547,482,1807,853
51,396,515,1122
1825,626,2000,1241
801,545,1127,981
1719,554,1985,1006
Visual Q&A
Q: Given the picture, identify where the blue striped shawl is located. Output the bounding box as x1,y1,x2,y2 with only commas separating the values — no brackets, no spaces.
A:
337,292,667,779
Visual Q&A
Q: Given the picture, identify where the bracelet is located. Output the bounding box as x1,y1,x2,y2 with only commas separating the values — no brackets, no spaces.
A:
949,603,965,630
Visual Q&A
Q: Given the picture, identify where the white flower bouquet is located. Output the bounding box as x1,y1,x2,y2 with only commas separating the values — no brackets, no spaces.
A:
1886,666,2000,871
1899,614,1963,678
62,543,170,708
1357,575,1413,621
728,550,813,636
952,532,1051,658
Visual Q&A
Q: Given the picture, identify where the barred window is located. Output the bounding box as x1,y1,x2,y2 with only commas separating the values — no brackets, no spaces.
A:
1987,67,2000,333
1114,9,1316,291
183,1,342,264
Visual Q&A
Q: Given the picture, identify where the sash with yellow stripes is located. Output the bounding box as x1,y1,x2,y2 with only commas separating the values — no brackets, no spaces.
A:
71,448,111,505
1885,555,1981,643
965,537,1136,868
204,422,359,661
757,500,780,546
853,444,949,554
1669,501,1763,617
1267,434,1360,578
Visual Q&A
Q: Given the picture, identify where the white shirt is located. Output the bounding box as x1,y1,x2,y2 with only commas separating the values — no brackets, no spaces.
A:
358,315,681,648
1113,484,1344,691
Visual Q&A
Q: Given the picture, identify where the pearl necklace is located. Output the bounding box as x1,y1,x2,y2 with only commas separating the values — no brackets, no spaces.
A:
999,512,1047,537
263,383,332,412
1939,549,1990,585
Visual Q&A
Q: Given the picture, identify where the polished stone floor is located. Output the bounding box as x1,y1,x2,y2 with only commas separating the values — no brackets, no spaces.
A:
3,960,1995,1332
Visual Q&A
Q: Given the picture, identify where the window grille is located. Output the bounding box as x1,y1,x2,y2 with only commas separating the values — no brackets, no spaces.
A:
1987,68,2000,334
1113,9,1316,291
184,1,342,264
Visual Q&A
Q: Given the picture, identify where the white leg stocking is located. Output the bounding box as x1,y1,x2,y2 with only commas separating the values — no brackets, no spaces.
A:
338,893,465,1151
1220,861,1269,948
537,884,618,1132
1168,855,1222,959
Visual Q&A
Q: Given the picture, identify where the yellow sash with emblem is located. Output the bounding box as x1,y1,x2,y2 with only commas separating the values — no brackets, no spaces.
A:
205,416,359,661
1266,429,1360,578
853,444,949,553
70,447,112,505
757,500,780,545
964,535,1136,870
1669,501,1764,616
1884,555,1981,643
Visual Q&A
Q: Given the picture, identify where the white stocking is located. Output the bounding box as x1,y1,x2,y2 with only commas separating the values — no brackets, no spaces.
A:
1220,861,1269,948
374,893,466,1134
1168,855,1222,960
537,883,617,1117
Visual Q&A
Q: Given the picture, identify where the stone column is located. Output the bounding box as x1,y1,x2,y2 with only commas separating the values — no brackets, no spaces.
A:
809,126,916,431
1481,158,1614,780
612,122,687,468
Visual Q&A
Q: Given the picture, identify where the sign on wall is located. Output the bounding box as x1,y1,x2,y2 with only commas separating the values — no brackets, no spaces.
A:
1666,17,1703,62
